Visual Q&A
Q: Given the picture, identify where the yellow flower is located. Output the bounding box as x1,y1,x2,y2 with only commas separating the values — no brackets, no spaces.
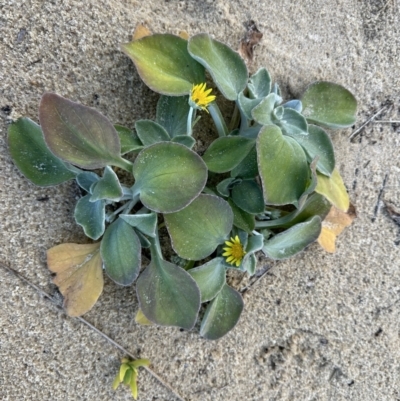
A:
223,235,246,267
190,83,216,112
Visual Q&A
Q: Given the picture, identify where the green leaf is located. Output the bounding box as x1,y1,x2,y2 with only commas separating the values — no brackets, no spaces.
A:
120,212,157,238
165,194,233,260
301,81,357,129
7,118,76,186
76,172,100,193
136,258,201,330
188,258,226,302
90,166,123,202
136,231,151,248
246,232,264,254
315,168,349,211
121,34,205,95
262,216,321,259
47,242,103,317
74,194,105,240
242,252,257,276
188,33,248,100
100,218,141,286
228,199,255,233
237,92,263,120
171,135,196,149
273,107,308,136
216,177,237,197
200,284,244,340
114,125,143,155
251,93,278,125
39,93,122,169
231,179,264,214
202,136,255,173
156,95,190,137
257,125,309,205
131,142,207,213
282,100,302,112
230,146,258,178
135,120,170,146
248,68,272,98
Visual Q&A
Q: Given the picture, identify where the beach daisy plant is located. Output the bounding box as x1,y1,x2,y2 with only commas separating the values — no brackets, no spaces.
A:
7,28,357,347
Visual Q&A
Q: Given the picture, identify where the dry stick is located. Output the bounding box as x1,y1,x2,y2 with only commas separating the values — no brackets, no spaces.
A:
0,262,186,401
374,120,400,124
240,263,274,294
349,104,391,141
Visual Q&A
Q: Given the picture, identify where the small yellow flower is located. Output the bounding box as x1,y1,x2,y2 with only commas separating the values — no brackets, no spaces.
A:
190,83,216,112
223,235,246,267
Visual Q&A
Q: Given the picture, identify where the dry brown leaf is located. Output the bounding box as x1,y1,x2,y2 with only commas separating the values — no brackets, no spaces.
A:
318,204,356,253
47,242,103,317
132,24,152,41
239,20,263,62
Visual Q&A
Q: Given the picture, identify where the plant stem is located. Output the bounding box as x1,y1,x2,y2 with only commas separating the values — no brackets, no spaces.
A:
183,260,195,270
106,195,139,223
208,102,229,137
186,107,194,136
113,157,134,173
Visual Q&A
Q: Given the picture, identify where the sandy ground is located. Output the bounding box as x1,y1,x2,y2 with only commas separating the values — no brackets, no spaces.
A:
1,0,400,400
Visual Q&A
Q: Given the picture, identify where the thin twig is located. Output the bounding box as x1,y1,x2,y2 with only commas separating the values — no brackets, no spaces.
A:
0,262,186,401
240,263,274,294
374,120,400,124
349,104,391,141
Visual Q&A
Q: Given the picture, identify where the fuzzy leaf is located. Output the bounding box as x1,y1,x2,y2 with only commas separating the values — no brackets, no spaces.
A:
76,172,100,193
202,136,255,173
293,125,335,176
237,92,263,120
171,135,196,149
101,218,141,286
136,258,201,330
74,195,105,240
115,125,143,155
274,107,308,136
257,125,309,205
165,194,233,260
39,93,122,169
302,81,357,129
315,168,349,211
263,216,321,259
200,284,244,340
228,199,255,233
231,179,264,214
251,93,278,125
318,205,356,252
188,34,248,100
131,142,207,213
7,118,76,186
135,120,170,146
47,242,103,317
230,146,258,178
120,212,157,238
90,166,123,202
188,258,226,303
156,95,190,137
122,34,205,95
248,68,271,98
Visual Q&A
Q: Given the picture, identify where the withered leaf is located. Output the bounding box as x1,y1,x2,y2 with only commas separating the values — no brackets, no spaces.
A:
318,204,356,253
132,24,152,41
239,20,263,62
47,242,103,317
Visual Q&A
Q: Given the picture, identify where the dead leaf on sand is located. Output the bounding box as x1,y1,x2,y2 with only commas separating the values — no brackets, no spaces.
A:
239,20,263,62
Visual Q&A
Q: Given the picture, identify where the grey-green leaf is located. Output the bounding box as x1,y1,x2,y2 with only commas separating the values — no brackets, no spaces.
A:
248,68,272,99
114,124,143,154
135,120,170,146
251,93,278,125
257,125,309,205
120,212,157,238
301,81,357,129
228,199,255,233
76,172,100,193
231,179,264,214
74,194,105,240
200,284,244,340
171,135,196,149
274,107,308,136
101,218,141,286
7,118,76,186
136,258,201,330
203,136,255,173
165,194,233,260
188,34,248,100
156,95,190,137
230,146,258,179
262,215,321,259
188,258,226,302
90,166,123,202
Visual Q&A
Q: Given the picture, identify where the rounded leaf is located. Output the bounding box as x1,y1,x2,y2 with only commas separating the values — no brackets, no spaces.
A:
188,34,248,100
257,125,309,205
101,218,141,286
39,93,122,169
156,95,190,137
165,194,233,260
74,195,105,240
188,258,226,303
135,120,170,146
200,284,244,340
302,81,357,129
136,259,201,330
122,34,205,95
231,179,264,214
7,118,76,186
131,142,207,213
